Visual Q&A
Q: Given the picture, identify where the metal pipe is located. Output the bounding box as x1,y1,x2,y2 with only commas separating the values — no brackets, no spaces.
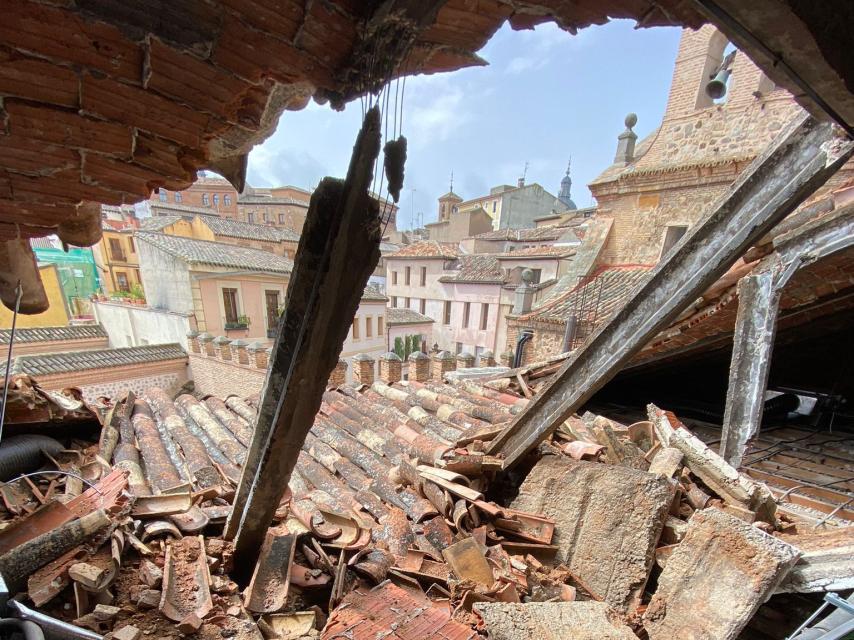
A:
8,600,102,640
513,329,533,368
0,618,45,640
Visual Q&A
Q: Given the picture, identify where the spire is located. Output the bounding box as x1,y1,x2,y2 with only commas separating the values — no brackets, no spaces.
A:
449,170,454,193
558,158,577,210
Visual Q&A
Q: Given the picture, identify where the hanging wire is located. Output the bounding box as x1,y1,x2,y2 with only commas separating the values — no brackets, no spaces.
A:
0,281,23,446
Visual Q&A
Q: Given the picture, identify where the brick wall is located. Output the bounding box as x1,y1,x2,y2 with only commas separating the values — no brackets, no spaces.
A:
189,353,267,398
34,359,188,402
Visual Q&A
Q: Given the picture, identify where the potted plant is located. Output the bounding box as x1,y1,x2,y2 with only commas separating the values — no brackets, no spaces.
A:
225,315,251,330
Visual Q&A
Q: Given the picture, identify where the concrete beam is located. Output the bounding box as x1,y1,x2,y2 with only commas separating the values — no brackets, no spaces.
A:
487,114,853,469
226,108,383,576
721,203,854,467
719,270,782,468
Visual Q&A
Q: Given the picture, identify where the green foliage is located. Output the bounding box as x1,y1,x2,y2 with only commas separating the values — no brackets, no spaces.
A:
129,283,145,300
394,337,404,359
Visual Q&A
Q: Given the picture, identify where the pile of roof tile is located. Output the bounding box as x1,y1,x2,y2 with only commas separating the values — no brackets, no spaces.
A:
0,376,849,640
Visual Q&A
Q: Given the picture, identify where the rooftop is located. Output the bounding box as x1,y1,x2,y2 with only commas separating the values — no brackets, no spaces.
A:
361,285,388,302
496,245,576,258
521,265,653,323
386,241,461,259
0,324,108,345
5,343,187,377
385,307,435,325
236,194,310,207
139,215,183,232
201,216,300,242
439,254,505,284
471,224,577,242
150,202,220,218
135,232,294,274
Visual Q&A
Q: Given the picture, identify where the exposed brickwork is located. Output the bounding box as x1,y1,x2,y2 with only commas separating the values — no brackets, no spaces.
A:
353,354,376,386
248,342,268,369
189,353,265,398
432,351,456,381
328,359,348,387
408,351,430,382
187,331,201,354
231,339,249,365
456,352,475,369
212,336,232,361
378,352,402,384
34,360,187,403
198,333,214,356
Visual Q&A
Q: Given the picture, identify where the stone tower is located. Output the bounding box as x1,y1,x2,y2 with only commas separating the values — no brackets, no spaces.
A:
558,160,577,210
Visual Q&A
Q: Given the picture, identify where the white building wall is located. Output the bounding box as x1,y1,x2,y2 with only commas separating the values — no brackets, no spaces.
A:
93,301,193,349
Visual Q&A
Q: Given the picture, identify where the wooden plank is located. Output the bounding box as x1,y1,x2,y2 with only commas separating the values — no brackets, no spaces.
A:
228,107,384,576
488,114,853,469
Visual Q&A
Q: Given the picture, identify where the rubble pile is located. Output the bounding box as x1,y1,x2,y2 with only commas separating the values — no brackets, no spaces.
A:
0,379,849,639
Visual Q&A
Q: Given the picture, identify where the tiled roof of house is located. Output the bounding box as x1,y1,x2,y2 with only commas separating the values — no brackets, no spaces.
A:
201,216,300,242
438,255,505,284
139,215,183,231
470,225,567,242
150,202,215,217
387,241,460,259
0,324,108,345
361,285,388,302
6,344,187,377
521,265,652,323
386,307,435,325
237,195,309,207
496,246,576,258
136,232,293,274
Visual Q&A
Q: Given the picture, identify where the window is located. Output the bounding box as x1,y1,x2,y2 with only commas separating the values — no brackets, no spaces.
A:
279,213,286,224
392,271,398,285
174,192,182,203
463,302,471,328
480,304,489,330
391,296,397,307
378,316,384,336
405,297,411,309
116,271,129,291
109,238,125,261
405,266,411,285
224,194,232,206
419,298,426,314
202,193,210,206
661,225,689,258
366,317,373,338
264,211,270,222
158,190,167,202
443,301,451,325
455,342,463,355
420,266,426,286
352,317,360,340
492,201,496,212
222,288,239,324
213,194,220,206
128,237,135,254
247,212,255,223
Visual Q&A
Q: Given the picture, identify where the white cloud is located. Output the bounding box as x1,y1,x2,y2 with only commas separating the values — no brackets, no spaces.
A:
506,56,547,75
405,83,469,147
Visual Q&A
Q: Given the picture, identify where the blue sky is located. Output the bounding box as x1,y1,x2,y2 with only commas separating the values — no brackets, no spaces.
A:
246,20,682,230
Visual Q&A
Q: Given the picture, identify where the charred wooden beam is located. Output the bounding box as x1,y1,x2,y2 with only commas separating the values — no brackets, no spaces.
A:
488,114,854,469
227,107,383,574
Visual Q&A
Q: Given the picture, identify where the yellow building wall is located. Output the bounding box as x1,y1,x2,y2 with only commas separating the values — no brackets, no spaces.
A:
0,265,69,328
190,217,216,241
162,219,195,238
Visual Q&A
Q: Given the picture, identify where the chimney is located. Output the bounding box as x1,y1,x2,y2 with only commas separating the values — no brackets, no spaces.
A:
198,332,214,356
517,176,525,188
512,268,536,314
379,352,403,384
328,359,348,387
432,351,456,381
614,113,638,165
353,353,376,386
408,351,430,382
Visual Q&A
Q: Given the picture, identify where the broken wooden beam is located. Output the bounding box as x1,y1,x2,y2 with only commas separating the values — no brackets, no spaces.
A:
720,269,782,468
487,114,853,469
228,106,384,575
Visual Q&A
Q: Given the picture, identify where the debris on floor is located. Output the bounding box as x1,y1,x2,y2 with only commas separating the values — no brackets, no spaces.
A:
0,380,849,639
